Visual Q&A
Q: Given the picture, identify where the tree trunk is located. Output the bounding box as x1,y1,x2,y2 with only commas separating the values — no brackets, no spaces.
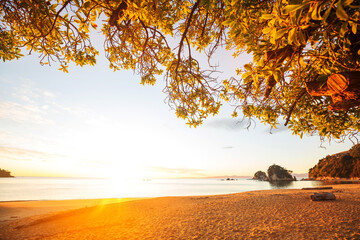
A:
306,72,360,111
305,80,332,96
264,75,276,98
109,1,128,26
328,72,360,95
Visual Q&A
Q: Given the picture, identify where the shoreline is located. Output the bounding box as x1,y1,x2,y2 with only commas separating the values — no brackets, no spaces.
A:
1,184,360,239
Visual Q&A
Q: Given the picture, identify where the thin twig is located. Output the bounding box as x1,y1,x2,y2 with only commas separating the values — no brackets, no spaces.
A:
284,88,306,126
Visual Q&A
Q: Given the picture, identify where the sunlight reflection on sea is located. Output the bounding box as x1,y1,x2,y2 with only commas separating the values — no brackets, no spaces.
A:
0,177,322,201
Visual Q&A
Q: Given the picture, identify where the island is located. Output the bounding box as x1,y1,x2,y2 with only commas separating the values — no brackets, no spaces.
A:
0,168,14,178
253,164,296,181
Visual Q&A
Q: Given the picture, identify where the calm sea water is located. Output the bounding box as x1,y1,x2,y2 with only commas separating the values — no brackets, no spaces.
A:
0,177,322,201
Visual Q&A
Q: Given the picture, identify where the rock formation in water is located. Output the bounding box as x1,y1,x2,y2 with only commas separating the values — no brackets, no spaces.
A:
0,168,14,177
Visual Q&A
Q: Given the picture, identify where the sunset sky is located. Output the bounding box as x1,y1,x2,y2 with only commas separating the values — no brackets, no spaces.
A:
0,47,354,179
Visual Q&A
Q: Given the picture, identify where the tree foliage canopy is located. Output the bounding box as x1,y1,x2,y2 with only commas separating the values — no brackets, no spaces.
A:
1,0,360,140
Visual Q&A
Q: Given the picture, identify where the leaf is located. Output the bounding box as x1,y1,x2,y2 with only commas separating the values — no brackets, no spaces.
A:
275,28,287,39
91,22,97,29
83,1,91,9
344,0,354,6
298,29,306,45
352,22,357,34
322,5,333,23
261,14,274,20
242,72,252,79
73,0,80,8
336,1,349,20
262,27,272,34
222,19,233,26
300,25,310,30
311,2,322,20
273,70,282,83
244,64,252,71
339,21,348,37
288,28,296,44
283,3,310,14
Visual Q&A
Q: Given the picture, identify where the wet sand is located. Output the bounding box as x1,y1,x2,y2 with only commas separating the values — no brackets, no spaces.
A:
1,184,360,239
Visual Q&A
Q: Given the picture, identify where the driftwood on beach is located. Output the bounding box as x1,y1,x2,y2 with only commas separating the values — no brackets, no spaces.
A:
310,192,336,201
302,187,333,190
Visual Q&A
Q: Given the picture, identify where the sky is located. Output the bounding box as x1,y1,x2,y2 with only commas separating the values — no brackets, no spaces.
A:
0,43,354,179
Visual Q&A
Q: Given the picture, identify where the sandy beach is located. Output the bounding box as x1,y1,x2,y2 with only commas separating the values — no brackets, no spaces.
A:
1,184,360,239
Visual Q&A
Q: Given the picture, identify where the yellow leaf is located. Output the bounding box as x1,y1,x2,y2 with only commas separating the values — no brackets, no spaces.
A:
336,1,349,20
261,14,274,20
91,22,97,29
288,28,296,44
274,28,287,39
242,72,252,79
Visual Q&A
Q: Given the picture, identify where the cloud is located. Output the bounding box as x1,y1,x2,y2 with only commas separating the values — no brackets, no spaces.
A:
43,90,55,98
205,118,246,131
12,80,56,102
0,101,53,125
0,146,67,162
0,78,104,126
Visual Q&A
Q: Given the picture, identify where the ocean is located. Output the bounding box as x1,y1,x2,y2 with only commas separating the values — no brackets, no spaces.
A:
0,176,322,201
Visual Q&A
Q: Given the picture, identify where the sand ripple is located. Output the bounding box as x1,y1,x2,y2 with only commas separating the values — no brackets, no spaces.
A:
1,185,360,239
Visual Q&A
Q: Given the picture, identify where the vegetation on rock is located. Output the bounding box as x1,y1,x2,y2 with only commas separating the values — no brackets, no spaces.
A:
0,168,14,177
309,144,360,179
254,164,294,181
1,0,360,140
267,164,294,181
253,171,268,181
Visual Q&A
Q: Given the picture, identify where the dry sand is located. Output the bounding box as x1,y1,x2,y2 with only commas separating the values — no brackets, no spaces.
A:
1,184,360,239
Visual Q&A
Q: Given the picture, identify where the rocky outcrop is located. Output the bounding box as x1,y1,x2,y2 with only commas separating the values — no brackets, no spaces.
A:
253,165,296,182
267,164,294,182
253,171,268,181
0,168,14,177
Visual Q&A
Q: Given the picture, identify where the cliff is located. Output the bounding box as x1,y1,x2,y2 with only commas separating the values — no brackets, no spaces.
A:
309,144,360,179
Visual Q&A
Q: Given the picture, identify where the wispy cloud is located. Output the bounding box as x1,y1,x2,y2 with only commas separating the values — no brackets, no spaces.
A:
0,101,53,124
223,146,234,149
0,78,106,126
0,146,67,162
11,80,56,104
50,102,88,117
205,118,245,131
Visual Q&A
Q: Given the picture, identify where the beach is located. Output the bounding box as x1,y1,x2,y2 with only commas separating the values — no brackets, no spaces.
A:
1,184,360,239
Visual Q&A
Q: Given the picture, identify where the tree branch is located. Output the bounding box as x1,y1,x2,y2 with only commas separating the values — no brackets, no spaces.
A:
284,88,306,126
43,0,72,37
176,0,200,74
